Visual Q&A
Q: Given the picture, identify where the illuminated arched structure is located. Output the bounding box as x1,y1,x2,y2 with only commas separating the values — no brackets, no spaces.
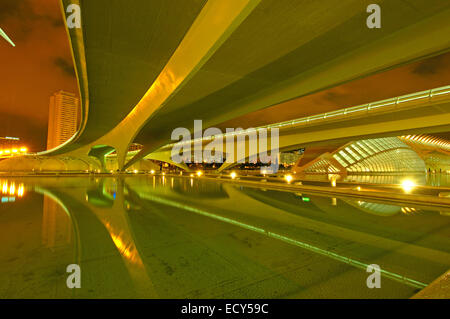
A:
400,135,450,153
298,137,426,175
400,135,450,172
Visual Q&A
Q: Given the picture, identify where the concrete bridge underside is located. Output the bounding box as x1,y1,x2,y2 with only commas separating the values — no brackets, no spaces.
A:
146,90,450,172
3,0,450,172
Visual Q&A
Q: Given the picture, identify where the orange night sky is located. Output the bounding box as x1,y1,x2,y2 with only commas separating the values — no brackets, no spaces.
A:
221,53,450,130
0,0,78,151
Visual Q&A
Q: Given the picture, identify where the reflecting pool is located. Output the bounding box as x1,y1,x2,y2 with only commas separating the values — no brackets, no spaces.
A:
0,176,449,298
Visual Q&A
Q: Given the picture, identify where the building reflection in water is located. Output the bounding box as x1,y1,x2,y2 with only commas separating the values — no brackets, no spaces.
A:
401,207,419,215
42,195,72,249
347,200,421,216
1,178,73,251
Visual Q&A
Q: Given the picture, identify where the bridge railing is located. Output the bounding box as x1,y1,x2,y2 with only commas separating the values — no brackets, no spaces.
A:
162,85,450,149
267,85,450,130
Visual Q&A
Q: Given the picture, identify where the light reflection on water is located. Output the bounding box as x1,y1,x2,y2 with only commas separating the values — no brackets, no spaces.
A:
1,179,25,202
301,173,450,187
346,174,450,187
0,176,449,299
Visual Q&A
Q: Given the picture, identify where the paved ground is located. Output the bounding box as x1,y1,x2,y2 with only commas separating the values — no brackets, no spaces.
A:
412,270,450,299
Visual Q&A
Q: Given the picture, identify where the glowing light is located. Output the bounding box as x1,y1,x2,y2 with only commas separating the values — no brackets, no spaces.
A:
4,150,10,154
17,184,24,197
19,147,27,153
12,149,18,153
2,182,8,194
285,174,293,183
230,172,237,179
150,170,155,174
196,170,203,177
133,169,138,174
9,183,15,195
401,179,415,193
331,179,336,187
190,173,194,177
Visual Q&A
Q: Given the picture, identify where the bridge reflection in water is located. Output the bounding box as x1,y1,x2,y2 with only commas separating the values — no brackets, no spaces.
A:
0,176,449,298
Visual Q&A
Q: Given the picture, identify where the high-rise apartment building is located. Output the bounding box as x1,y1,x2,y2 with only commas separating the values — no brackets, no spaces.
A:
47,91,79,150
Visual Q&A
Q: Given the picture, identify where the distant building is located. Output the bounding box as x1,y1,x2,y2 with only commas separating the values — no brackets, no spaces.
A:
0,137,27,157
47,91,79,150
0,136,20,149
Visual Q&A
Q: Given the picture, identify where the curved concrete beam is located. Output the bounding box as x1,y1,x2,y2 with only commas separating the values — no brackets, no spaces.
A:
60,0,261,171
144,149,192,172
38,1,450,174
217,93,450,172
209,7,450,126
131,3,450,164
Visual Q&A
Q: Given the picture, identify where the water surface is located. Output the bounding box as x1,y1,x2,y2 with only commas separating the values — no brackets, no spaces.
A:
1,176,449,298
